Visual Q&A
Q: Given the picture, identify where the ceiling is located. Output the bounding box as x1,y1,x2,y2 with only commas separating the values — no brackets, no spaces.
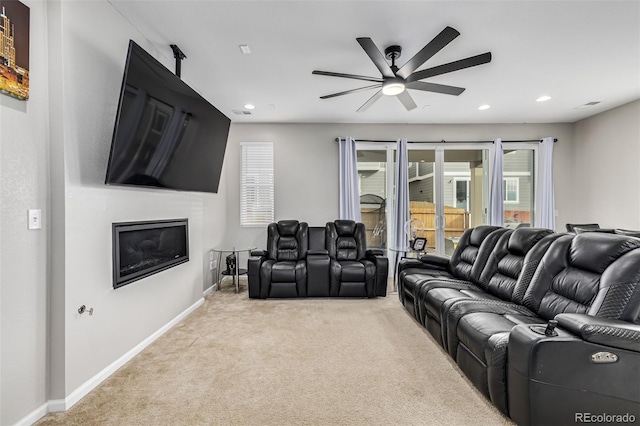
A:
109,1,640,124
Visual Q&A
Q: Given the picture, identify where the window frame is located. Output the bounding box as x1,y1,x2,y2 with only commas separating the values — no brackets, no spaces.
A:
240,142,274,227
503,176,520,204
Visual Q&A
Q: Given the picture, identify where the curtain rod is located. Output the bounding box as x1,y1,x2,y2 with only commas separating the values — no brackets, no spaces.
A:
335,138,558,144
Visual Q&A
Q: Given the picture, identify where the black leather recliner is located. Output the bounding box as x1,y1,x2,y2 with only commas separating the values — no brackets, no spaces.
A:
326,220,388,297
397,225,508,321
420,228,557,348
248,220,309,298
447,232,640,417
249,220,388,298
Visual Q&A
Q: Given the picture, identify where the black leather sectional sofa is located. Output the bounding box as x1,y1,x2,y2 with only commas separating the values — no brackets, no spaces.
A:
248,220,388,298
398,226,640,425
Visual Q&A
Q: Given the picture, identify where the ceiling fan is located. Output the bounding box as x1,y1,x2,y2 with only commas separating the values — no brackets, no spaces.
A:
312,26,492,112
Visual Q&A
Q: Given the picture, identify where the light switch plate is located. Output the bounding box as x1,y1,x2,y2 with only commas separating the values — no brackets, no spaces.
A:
28,209,42,230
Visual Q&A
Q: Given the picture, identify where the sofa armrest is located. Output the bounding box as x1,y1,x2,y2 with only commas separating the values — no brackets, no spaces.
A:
307,250,330,297
366,248,384,257
418,254,450,270
248,252,267,299
554,313,640,353
307,249,328,256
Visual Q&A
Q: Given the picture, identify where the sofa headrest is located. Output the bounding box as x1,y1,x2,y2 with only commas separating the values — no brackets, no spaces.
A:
508,228,554,257
334,220,357,236
277,220,300,236
469,226,503,246
615,228,640,238
570,232,640,274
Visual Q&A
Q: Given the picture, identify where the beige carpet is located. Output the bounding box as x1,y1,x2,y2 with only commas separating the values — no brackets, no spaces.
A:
37,280,513,426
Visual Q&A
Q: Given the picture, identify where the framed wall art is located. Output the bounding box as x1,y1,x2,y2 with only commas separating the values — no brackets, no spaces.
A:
0,0,29,100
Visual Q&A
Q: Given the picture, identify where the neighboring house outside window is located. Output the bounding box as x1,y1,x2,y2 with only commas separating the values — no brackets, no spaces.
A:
240,142,274,226
504,177,519,203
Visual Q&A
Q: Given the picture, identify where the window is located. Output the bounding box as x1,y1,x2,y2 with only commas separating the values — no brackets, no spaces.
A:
504,177,519,203
241,142,274,226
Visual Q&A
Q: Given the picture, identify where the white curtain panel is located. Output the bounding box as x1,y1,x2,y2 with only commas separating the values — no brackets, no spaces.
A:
488,138,504,226
338,137,361,221
534,137,556,230
393,138,410,266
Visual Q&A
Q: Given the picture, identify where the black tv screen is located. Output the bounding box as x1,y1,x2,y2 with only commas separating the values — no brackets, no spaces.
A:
105,40,230,193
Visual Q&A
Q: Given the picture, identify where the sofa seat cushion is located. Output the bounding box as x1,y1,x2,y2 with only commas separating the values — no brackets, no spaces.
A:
339,260,371,281
271,261,300,282
457,312,545,362
425,287,501,320
402,271,454,298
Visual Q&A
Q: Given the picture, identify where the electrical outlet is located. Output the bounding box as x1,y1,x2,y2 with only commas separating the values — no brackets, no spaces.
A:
209,250,214,261
28,209,42,230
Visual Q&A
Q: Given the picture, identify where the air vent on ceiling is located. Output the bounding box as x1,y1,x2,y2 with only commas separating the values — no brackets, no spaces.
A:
232,109,253,115
576,101,601,109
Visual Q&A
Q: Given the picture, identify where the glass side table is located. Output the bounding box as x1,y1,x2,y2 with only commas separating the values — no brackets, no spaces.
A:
211,247,256,293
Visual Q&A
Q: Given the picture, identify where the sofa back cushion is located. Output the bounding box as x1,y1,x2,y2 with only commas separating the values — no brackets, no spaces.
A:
478,228,554,301
267,220,309,262
326,220,367,261
588,245,640,324
523,233,640,320
449,226,509,282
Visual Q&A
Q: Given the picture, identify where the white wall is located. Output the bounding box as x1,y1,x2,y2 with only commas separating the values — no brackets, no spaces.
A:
225,122,575,252
0,1,50,423
572,100,640,229
2,1,229,424
52,0,228,399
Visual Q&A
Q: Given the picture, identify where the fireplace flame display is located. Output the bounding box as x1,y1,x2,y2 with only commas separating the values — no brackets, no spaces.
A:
113,219,189,288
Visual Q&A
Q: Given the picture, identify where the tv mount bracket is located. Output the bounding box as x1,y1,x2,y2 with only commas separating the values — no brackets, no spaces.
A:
170,44,187,77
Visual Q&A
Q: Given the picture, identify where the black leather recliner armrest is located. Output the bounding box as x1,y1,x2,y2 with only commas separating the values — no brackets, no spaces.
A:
365,249,384,257
555,313,640,353
247,251,267,298
418,254,450,270
307,249,330,297
307,249,328,256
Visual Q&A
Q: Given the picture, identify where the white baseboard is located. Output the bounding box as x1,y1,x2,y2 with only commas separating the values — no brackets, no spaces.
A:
12,402,49,426
203,282,218,296
15,297,205,426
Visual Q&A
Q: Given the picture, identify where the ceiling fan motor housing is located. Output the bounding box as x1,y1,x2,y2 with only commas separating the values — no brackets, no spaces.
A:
385,45,402,62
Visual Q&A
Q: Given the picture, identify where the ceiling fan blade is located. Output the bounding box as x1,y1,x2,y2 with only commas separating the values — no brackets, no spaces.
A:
357,89,384,112
406,52,492,82
397,90,417,111
320,84,382,99
312,70,383,83
396,26,460,79
356,38,395,78
406,81,466,96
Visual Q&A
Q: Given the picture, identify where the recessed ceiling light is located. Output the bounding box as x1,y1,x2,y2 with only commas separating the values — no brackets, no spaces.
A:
239,44,251,54
478,104,491,110
244,104,255,110
536,95,552,102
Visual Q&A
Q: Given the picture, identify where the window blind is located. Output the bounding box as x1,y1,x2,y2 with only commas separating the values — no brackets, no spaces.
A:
241,142,274,226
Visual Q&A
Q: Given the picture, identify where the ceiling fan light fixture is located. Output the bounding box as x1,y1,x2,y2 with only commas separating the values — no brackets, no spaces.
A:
382,79,405,96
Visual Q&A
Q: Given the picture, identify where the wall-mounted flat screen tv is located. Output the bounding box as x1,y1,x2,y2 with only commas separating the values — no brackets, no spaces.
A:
105,40,230,193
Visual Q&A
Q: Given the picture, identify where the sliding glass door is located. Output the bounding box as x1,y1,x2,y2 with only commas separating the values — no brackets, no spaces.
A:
408,146,489,256
356,141,535,258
